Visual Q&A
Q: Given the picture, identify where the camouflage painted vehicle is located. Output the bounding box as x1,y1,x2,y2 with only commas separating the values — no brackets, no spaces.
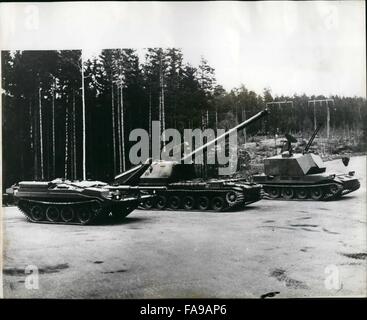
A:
253,125,360,200
114,109,269,211
12,179,155,225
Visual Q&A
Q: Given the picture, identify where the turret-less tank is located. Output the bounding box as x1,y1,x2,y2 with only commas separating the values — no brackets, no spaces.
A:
253,125,360,200
12,179,155,225
114,109,269,211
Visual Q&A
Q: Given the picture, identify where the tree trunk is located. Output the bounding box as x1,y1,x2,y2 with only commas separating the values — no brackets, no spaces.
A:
38,87,44,180
326,102,330,139
117,85,122,173
29,99,35,179
161,75,166,135
158,84,162,145
73,91,77,179
120,85,126,172
149,88,152,155
52,84,56,178
242,105,246,144
81,52,86,180
64,100,69,179
160,64,166,151
111,83,116,176
34,97,39,180
313,102,317,131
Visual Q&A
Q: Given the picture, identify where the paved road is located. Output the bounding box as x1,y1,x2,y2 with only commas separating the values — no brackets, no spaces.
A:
2,156,366,298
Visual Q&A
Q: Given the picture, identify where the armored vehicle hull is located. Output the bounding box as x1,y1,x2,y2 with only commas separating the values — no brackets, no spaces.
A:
13,179,152,225
114,109,269,211
141,179,262,211
253,125,360,201
254,171,360,200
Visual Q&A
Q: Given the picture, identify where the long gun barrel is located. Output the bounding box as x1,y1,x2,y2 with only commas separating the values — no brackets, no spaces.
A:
304,123,322,153
107,185,166,191
181,108,269,162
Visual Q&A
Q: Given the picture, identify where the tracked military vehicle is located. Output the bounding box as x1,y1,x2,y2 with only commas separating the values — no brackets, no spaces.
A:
12,179,155,225
114,109,269,211
253,125,360,200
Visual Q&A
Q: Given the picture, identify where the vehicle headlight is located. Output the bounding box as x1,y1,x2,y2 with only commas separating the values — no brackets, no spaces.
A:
101,191,113,199
107,190,121,200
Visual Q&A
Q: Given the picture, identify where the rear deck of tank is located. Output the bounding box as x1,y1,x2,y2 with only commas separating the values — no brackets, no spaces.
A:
2,156,366,298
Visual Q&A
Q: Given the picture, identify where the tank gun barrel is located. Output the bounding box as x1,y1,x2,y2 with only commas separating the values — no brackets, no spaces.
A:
304,123,322,153
181,108,269,162
107,185,167,191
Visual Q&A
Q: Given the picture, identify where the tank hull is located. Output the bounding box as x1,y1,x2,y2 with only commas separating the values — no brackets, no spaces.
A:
114,109,269,212
253,173,360,200
140,180,262,211
12,180,150,225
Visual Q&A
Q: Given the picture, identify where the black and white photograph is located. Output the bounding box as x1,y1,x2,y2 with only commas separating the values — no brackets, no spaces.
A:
0,1,366,302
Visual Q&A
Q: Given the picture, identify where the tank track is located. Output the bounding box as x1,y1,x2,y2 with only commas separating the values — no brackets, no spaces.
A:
17,198,131,225
261,182,344,201
139,188,259,212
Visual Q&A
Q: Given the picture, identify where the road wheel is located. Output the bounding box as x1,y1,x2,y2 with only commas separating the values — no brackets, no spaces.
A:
46,206,60,222
310,187,324,200
183,196,195,210
30,205,45,221
156,195,167,209
61,207,75,223
211,196,225,211
91,201,103,214
226,191,237,204
197,196,210,210
282,188,294,200
296,188,308,199
143,198,154,209
77,206,94,224
329,184,339,195
267,187,281,199
168,196,181,210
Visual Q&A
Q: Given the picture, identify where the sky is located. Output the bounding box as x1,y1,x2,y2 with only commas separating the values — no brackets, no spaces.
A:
0,1,365,97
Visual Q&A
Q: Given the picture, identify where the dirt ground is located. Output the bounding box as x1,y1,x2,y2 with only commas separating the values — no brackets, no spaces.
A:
1,156,366,298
